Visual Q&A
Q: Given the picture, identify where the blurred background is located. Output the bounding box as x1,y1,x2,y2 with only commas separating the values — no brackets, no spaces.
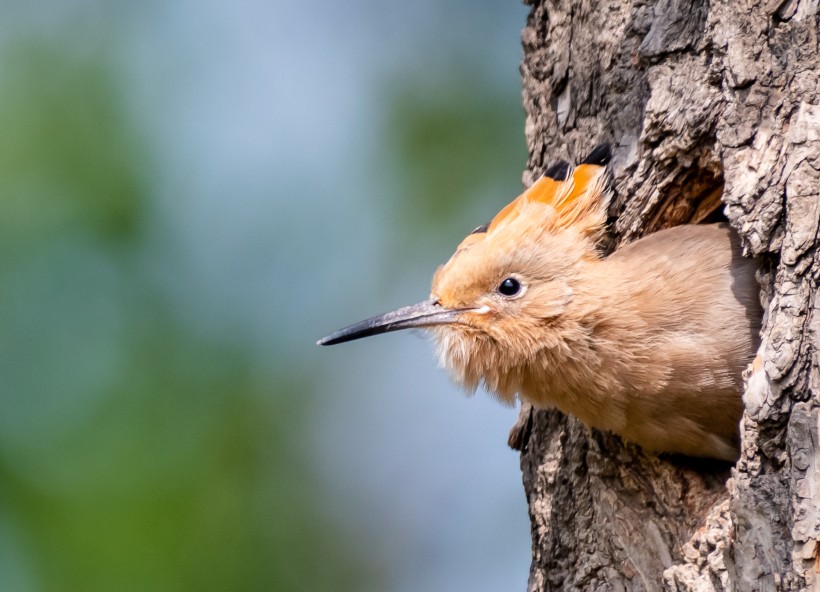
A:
0,1,531,590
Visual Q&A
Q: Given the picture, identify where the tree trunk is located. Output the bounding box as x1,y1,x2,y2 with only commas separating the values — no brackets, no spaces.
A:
513,0,820,590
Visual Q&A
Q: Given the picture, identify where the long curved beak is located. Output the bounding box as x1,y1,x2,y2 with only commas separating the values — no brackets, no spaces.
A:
318,299,464,346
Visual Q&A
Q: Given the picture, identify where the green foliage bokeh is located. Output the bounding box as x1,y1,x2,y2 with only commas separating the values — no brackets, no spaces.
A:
0,41,375,592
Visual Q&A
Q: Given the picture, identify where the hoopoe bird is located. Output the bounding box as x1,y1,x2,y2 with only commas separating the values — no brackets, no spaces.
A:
319,145,761,461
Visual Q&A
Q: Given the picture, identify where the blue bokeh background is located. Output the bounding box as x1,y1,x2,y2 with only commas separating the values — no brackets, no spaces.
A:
0,1,532,590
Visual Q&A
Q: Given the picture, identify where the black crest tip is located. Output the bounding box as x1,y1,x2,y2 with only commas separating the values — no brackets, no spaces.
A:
542,160,571,181
470,222,489,235
579,143,612,166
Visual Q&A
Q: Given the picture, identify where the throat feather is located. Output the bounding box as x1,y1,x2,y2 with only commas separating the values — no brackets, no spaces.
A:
431,328,519,403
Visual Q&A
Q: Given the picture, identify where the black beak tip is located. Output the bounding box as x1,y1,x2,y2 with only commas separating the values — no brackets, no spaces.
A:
317,330,354,346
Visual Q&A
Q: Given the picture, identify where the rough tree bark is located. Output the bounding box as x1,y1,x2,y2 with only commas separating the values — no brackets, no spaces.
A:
512,0,820,590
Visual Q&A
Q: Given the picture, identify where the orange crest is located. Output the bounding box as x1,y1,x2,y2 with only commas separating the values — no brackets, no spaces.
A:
456,144,612,252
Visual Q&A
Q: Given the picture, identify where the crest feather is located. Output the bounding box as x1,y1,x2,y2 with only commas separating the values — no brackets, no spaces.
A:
455,146,612,251
488,162,610,238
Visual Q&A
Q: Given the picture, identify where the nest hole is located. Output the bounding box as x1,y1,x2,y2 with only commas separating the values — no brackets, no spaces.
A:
645,162,726,232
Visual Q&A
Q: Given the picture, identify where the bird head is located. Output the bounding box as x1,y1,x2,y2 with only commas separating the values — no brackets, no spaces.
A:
319,145,612,398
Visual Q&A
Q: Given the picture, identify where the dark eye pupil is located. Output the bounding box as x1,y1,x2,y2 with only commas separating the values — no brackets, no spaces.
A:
498,278,520,296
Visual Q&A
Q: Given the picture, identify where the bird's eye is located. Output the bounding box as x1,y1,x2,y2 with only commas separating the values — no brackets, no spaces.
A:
498,277,521,297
